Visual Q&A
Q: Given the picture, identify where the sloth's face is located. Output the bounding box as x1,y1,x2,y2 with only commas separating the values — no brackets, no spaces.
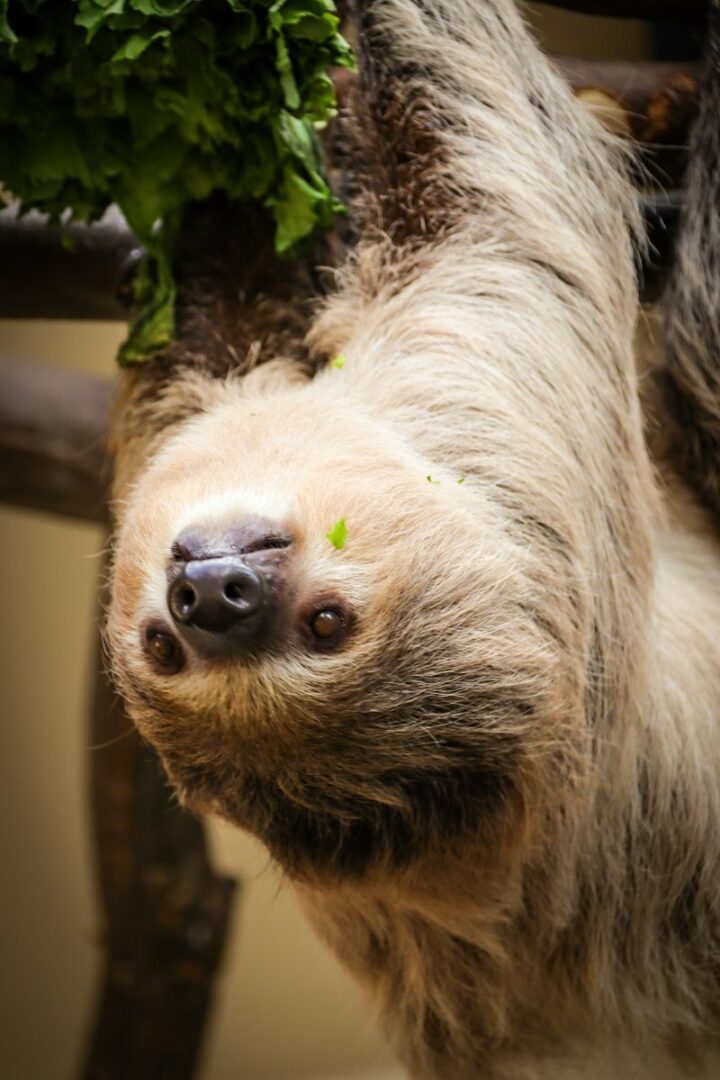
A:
108,381,571,884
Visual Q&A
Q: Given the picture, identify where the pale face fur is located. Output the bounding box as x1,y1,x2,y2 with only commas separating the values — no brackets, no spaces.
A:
108,0,720,1077
109,371,574,884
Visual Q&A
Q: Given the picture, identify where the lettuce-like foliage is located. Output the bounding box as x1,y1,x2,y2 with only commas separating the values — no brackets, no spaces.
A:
0,0,353,363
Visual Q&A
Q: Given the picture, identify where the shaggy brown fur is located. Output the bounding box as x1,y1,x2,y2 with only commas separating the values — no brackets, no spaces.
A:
107,2,720,1077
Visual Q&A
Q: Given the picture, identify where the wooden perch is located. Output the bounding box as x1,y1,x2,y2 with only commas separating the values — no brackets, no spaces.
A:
534,0,706,19
83,598,237,1080
556,58,701,187
556,58,700,144
0,60,701,328
0,353,111,522
0,208,138,321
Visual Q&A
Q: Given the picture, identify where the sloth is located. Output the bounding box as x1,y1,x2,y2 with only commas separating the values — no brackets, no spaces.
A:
107,0,720,1077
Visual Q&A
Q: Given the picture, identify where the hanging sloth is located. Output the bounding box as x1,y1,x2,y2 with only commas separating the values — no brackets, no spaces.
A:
107,1,720,1076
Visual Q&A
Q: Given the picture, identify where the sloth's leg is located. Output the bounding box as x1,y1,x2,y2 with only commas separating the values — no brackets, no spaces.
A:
662,0,720,526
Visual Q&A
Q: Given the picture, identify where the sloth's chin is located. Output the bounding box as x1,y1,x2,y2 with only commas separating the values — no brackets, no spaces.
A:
165,748,512,886
187,779,415,882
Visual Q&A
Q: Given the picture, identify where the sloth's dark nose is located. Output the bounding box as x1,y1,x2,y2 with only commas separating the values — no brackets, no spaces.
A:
167,519,293,655
167,557,267,650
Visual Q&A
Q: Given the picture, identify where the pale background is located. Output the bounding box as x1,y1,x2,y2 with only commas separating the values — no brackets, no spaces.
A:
1,9,652,1080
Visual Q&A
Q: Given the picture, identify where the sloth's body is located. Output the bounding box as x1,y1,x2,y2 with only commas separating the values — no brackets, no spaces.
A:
108,1,720,1077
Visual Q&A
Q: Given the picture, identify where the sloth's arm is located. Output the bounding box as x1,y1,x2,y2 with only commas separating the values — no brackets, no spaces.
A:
311,0,657,715
311,0,653,560
662,0,720,526
312,0,640,379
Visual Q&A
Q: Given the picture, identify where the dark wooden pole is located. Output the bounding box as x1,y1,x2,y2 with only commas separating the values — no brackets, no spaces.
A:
0,357,238,1080
533,0,706,19
82,604,237,1080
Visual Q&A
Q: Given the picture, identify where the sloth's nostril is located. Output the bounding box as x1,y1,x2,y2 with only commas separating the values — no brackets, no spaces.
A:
178,585,197,613
224,581,245,601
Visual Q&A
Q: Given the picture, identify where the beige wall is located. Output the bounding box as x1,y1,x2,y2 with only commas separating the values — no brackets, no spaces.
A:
0,9,654,1079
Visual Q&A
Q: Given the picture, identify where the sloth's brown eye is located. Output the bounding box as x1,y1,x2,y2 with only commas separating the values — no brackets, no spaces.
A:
144,627,184,673
311,609,343,640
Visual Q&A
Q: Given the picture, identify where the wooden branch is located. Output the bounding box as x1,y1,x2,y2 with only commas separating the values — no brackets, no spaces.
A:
533,0,706,19
0,208,138,321
0,187,685,527
82,568,238,1079
556,58,701,187
0,354,111,522
336,59,699,189
556,58,700,144
0,58,701,325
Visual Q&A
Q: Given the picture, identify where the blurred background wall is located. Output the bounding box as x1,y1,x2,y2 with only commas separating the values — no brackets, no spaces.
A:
0,8,652,1080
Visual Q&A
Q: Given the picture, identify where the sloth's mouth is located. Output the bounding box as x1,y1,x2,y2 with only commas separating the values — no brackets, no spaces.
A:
161,734,515,884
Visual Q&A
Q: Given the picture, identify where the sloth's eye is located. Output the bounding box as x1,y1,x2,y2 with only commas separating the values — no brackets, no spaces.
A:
145,627,184,673
310,609,343,641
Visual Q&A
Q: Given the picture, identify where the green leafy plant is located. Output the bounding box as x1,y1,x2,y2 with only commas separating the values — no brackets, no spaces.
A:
0,0,353,363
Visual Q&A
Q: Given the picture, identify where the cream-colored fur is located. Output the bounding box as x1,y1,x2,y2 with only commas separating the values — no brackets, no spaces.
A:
107,1,720,1077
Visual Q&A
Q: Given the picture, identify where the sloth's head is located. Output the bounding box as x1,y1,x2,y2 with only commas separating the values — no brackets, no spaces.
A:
108,375,578,886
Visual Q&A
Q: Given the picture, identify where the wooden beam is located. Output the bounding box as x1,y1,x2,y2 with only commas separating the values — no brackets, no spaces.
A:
0,208,138,321
0,354,111,522
0,188,685,530
556,58,700,144
533,0,706,20
0,58,701,326
82,597,238,1079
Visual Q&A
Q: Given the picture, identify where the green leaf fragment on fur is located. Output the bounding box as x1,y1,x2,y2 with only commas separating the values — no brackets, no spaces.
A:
331,354,347,369
326,518,348,550
426,475,441,484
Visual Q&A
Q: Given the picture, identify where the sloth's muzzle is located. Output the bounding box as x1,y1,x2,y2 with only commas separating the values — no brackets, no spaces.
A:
165,519,293,657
